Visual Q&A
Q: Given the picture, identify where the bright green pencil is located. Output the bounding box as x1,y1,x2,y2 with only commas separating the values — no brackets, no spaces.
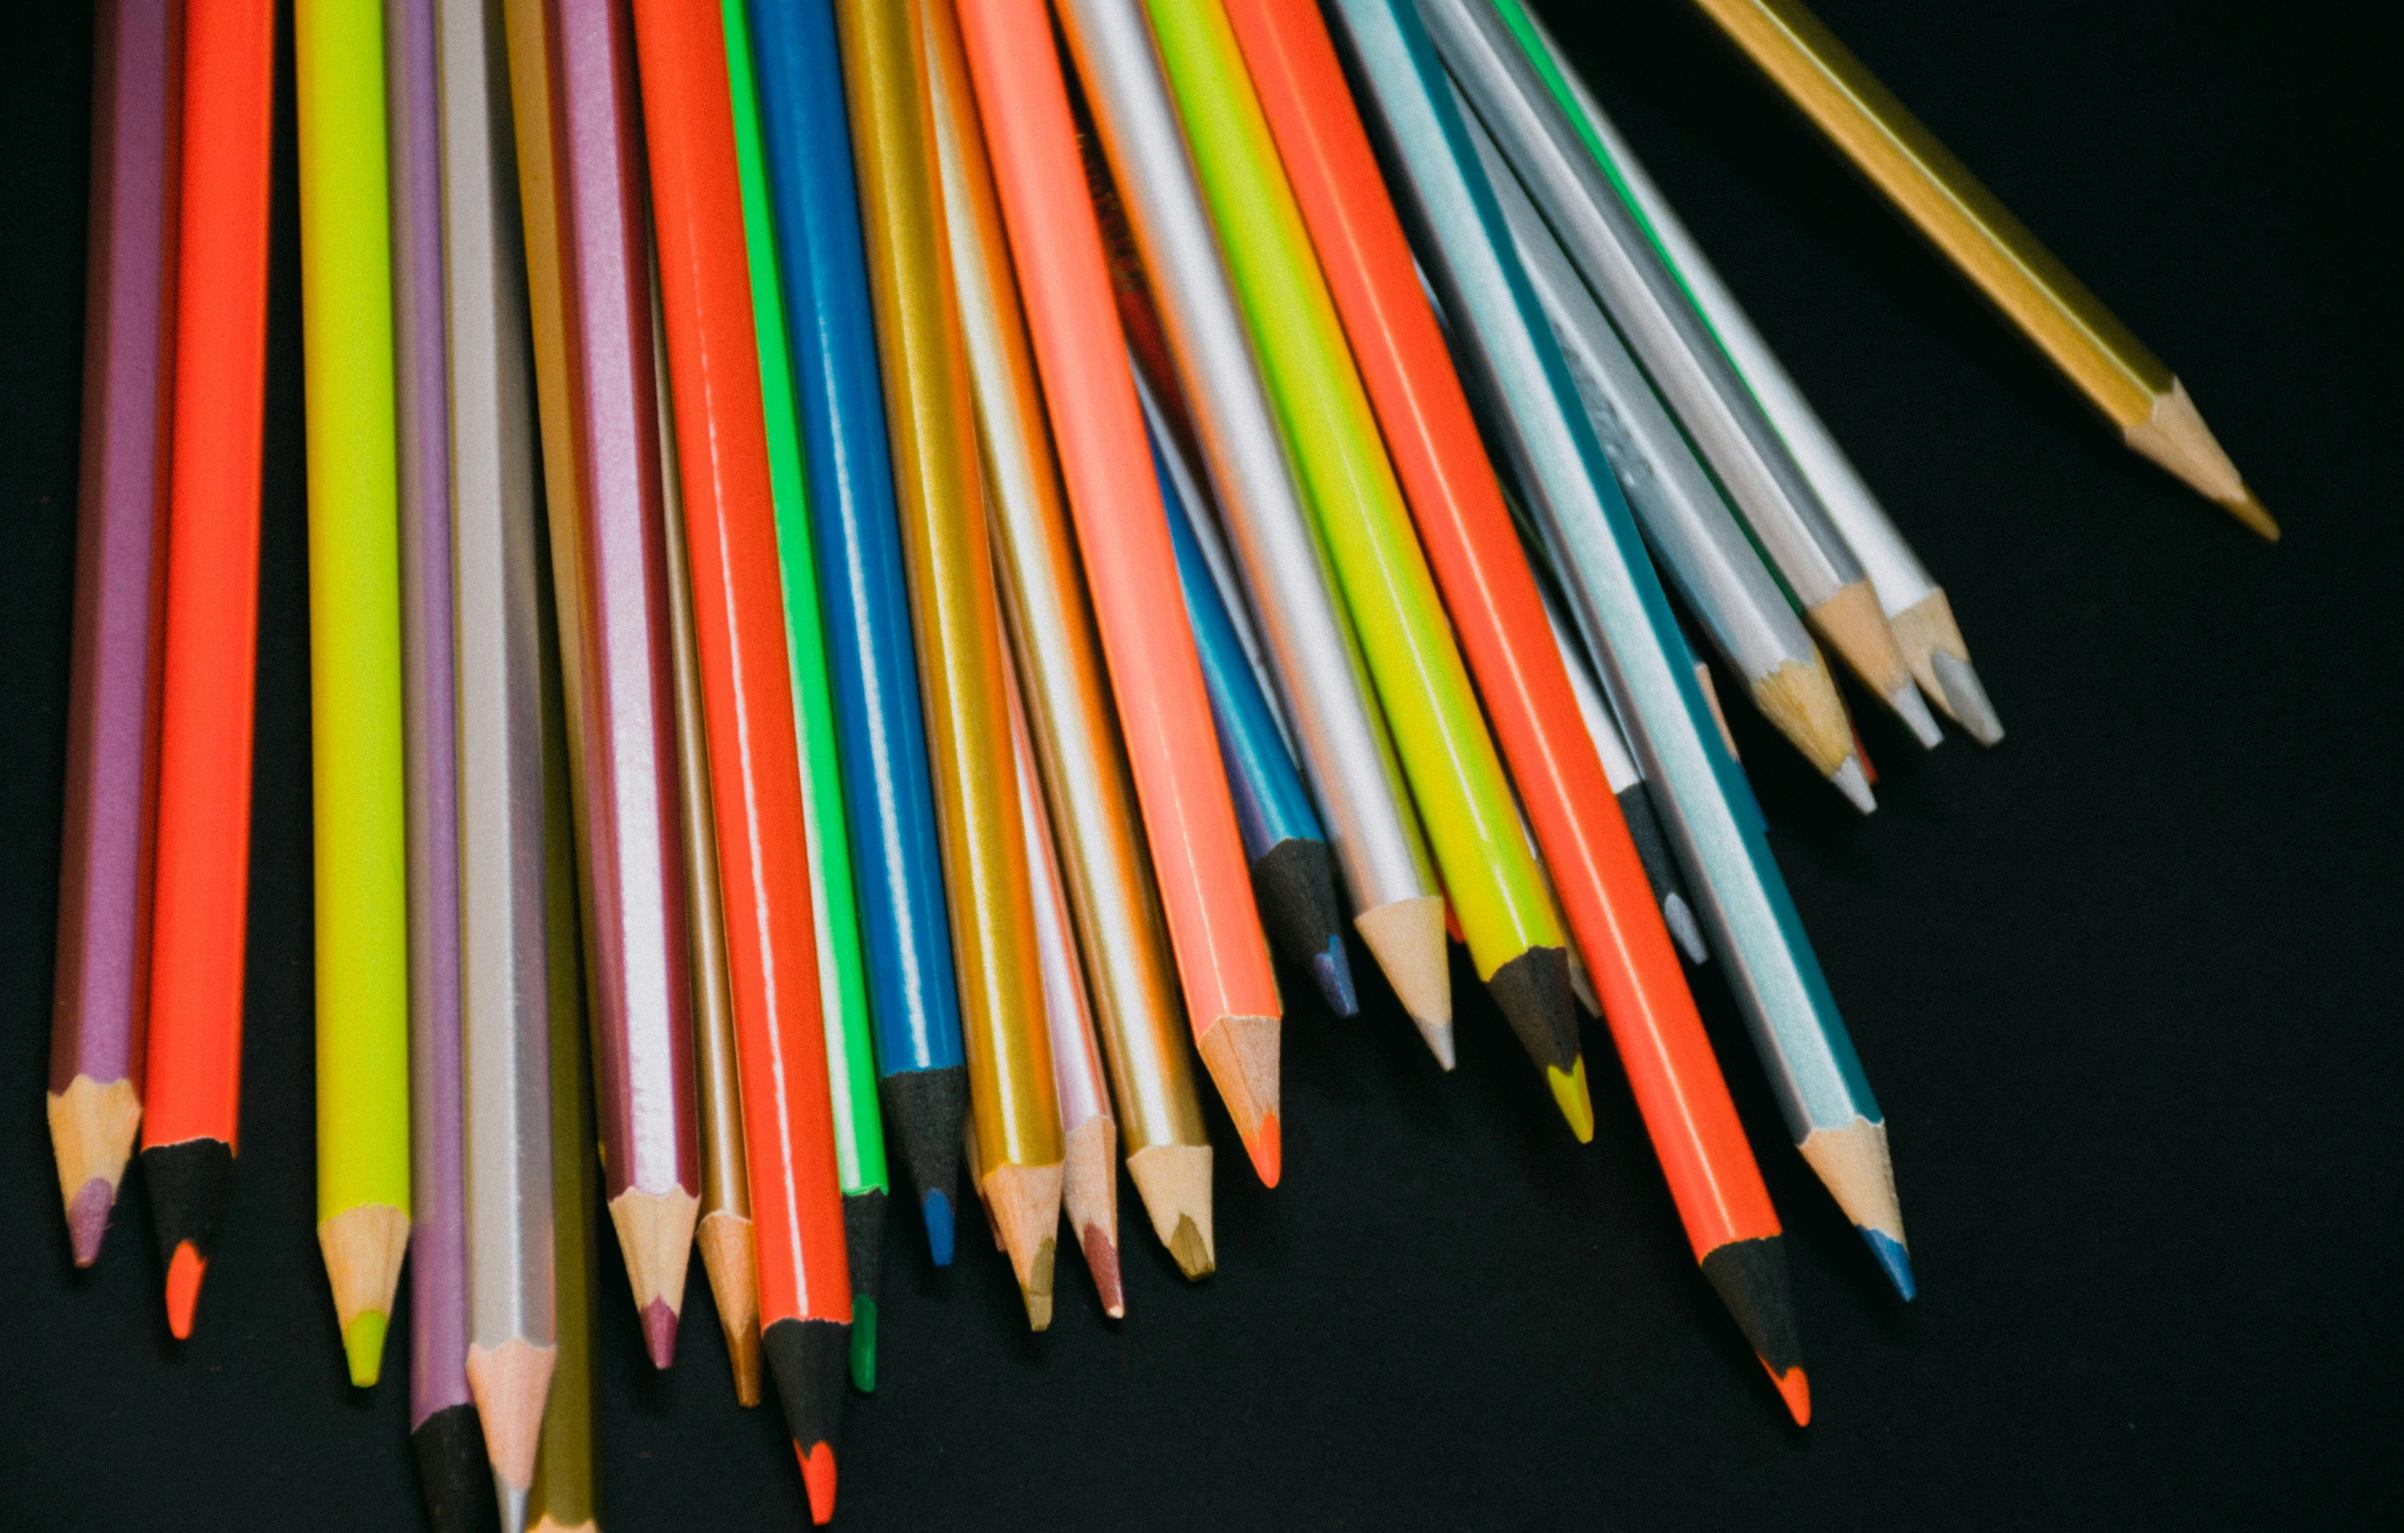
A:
295,0,412,1388
1141,0,1588,1137
723,0,890,1393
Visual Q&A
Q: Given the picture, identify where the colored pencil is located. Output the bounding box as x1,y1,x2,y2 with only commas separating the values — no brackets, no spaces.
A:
438,0,557,1515
653,300,760,1411
924,1,1217,1278
721,0,890,1393
1002,653,1124,1318
137,0,272,1344
1496,3,2002,745
1458,90,1871,809
1537,585,1709,966
745,0,969,1263
1146,0,1588,1133
1150,417,1357,1021
529,0,703,1367
1686,0,2272,539
530,581,598,1533
393,0,484,1521
51,0,178,1271
1421,0,1940,750
631,2,855,1509
834,0,1062,1331
952,0,1286,1185
295,0,414,1387
1056,0,1445,1078
1336,0,1914,1301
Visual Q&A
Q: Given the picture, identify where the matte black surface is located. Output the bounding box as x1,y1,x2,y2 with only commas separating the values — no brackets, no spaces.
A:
1486,943,1578,1073
841,1185,885,1313
0,1,2396,1528
407,1403,499,1533
875,1064,963,1244
137,1135,232,1269
1700,1234,1803,1377
1247,834,1344,972
761,1317,850,1458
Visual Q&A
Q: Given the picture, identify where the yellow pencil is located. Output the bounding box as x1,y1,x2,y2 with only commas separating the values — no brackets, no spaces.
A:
295,0,412,1387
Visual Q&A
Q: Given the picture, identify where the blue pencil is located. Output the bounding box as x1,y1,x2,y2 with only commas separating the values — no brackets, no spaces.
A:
1328,0,1911,1299
1148,424,1357,1018
746,0,966,1266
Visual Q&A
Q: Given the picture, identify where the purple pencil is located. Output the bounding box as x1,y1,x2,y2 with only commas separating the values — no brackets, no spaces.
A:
387,1,486,1529
49,0,180,1271
542,0,699,1367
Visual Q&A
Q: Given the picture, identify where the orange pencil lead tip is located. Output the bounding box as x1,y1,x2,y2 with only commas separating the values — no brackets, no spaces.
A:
1247,1112,1282,1188
164,1242,206,1339
797,1441,839,1524
1766,1360,1811,1427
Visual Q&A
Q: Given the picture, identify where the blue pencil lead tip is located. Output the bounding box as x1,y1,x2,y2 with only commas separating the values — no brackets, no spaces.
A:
923,1189,955,1268
1312,937,1359,1017
1861,1227,1916,1302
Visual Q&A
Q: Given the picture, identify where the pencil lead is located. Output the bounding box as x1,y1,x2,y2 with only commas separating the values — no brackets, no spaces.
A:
163,1241,206,1339
840,1188,885,1382
1310,936,1359,1018
640,1300,678,1370
52,1076,141,1266
1862,1227,1917,1302
1547,1057,1594,1143
922,1189,956,1268
797,1441,838,1526
1887,681,1943,749
1662,893,1709,964
1410,1012,1458,1070
1126,1144,1215,1278
879,1065,966,1265
1769,1362,1812,1428
1700,1235,1807,1422
1930,650,2004,747
344,1311,390,1388
66,1179,113,1268
495,1482,528,1533
849,1297,877,1394
1248,1111,1282,1188
765,1318,848,1522
2225,490,2279,542
1081,1220,1125,1318
1830,756,1877,815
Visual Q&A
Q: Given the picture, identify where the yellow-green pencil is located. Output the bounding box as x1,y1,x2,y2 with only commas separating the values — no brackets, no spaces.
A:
296,0,412,1387
1141,0,1588,1136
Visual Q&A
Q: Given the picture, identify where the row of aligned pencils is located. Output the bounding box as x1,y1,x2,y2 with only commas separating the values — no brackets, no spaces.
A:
47,0,2271,1527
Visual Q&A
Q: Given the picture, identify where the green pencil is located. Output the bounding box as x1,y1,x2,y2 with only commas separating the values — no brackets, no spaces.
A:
723,0,890,1394
1141,0,1588,1137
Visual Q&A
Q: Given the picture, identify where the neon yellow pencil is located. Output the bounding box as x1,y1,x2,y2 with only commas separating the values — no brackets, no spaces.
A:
1141,0,1588,1136
296,0,412,1387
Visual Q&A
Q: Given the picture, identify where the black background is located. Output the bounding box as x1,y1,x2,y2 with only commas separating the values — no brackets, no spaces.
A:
2,1,2397,1528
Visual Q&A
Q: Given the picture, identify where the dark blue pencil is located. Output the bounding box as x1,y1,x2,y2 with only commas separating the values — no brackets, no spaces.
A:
1148,425,1357,1019
746,0,966,1266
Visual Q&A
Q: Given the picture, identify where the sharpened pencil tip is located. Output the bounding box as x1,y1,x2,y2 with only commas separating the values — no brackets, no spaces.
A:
1831,756,1877,815
1311,937,1359,1017
797,1441,838,1525
1081,1222,1125,1318
164,1241,206,1338
1768,1362,1811,1426
1662,893,1709,964
1548,1058,1594,1143
1930,650,2003,746
1862,1228,1917,1302
1888,681,1943,748
922,1189,955,1267
344,1310,389,1386
2226,490,2280,541
849,1297,877,1393
640,1300,678,1369
1246,1112,1282,1188
1410,1012,1457,1070
67,1178,112,1267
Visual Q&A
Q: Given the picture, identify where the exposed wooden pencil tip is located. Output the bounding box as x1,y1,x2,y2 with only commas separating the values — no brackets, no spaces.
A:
1807,582,1933,741
1062,1117,1120,1314
319,1203,411,1383
1353,894,1450,1040
1124,1143,1214,1278
1197,1014,1282,1187
1080,1221,1124,1318
1750,653,1853,779
982,1162,1066,1330
1887,591,2004,746
2125,377,2277,539
697,1211,763,1406
49,1077,140,1264
1798,1116,1909,1267
608,1186,700,1366
466,1336,558,1494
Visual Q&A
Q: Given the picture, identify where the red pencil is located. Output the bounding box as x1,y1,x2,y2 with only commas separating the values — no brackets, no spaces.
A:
628,2,850,1519
1220,0,1805,1421
137,0,276,1340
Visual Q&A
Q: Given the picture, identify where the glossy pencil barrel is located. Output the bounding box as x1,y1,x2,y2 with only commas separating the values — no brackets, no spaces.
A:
295,0,414,1386
139,0,273,1341
52,0,178,1269
1333,0,1912,1301
835,0,1060,1330
924,4,1215,1277
441,0,559,1509
745,0,968,1262
541,0,702,1361
721,0,888,1387
629,2,853,1505
953,0,1284,1186
392,0,473,1495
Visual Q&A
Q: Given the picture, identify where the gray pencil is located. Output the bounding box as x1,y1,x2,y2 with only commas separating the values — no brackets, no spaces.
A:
1458,92,1869,810
1513,8,2000,746
1058,0,1453,1059
439,0,556,1524
1421,0,1938,750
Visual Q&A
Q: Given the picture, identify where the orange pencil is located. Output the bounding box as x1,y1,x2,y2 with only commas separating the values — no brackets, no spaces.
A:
950,0,1283,1185
137,0,276,1340
628,3,849,1519
1221,0,1804,1419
